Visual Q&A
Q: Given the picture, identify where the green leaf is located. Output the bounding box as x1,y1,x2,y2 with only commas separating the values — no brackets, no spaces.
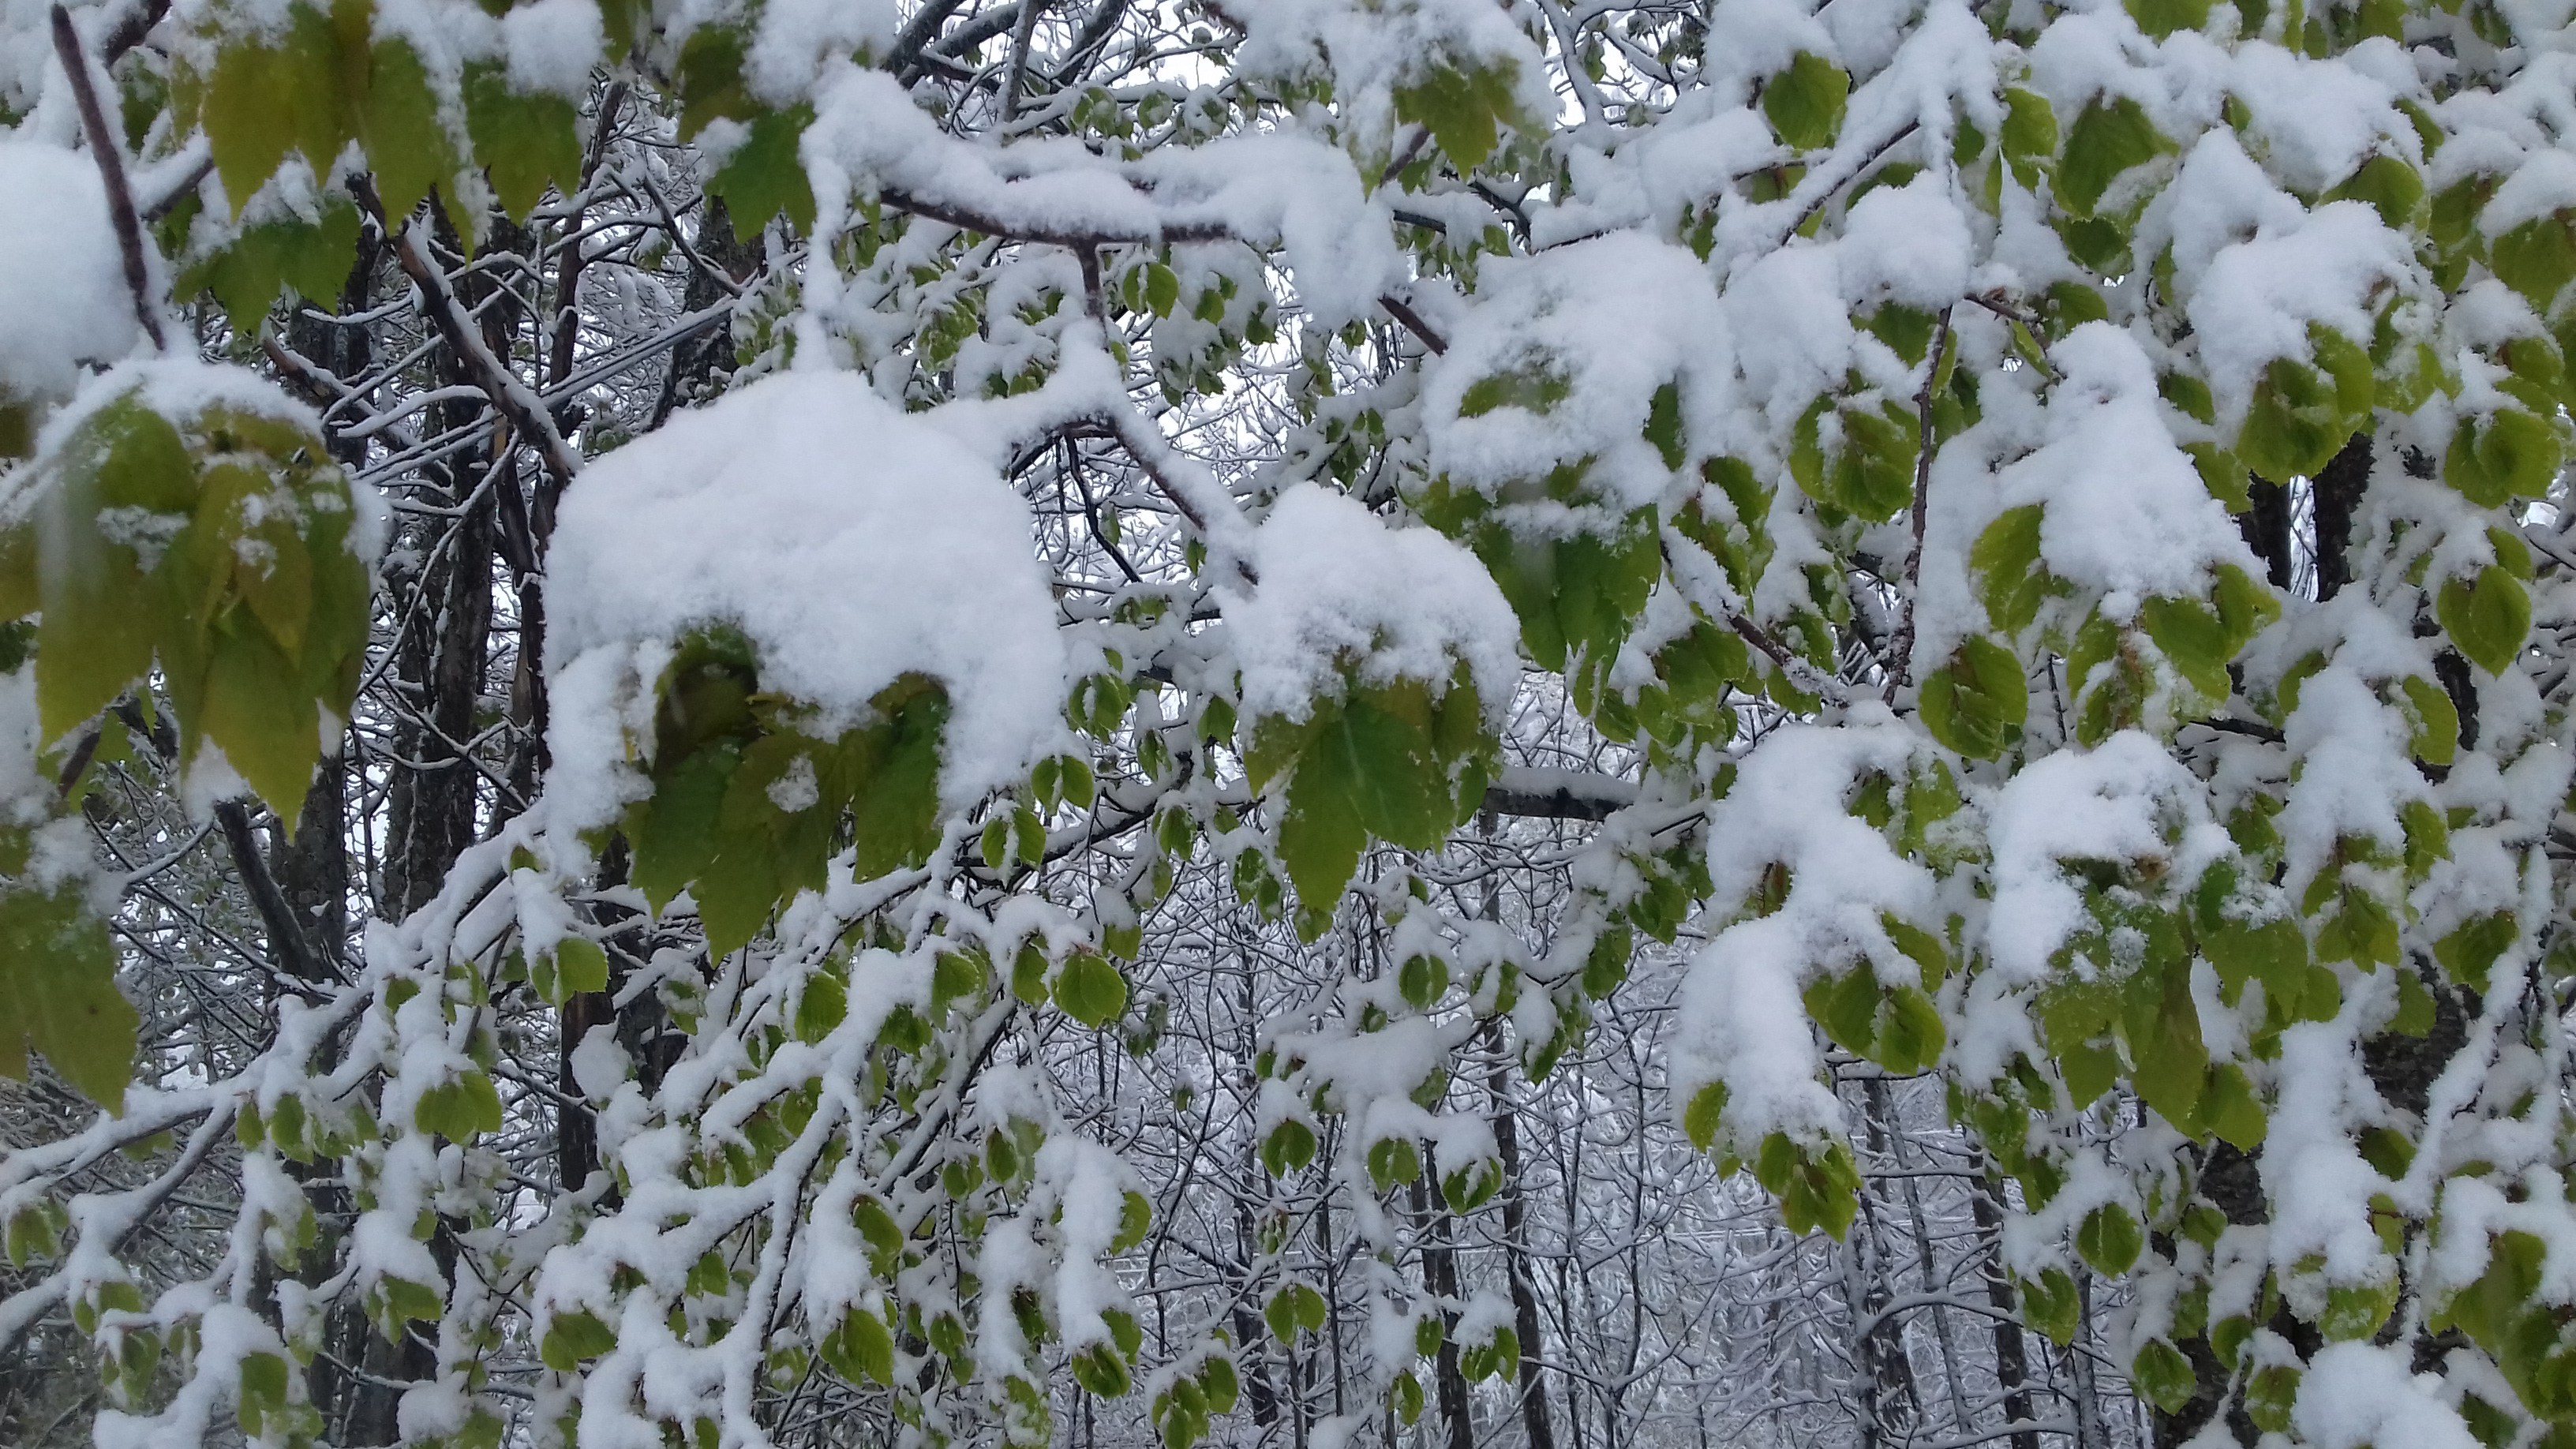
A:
1789,398,1915,521
2019,1268,2081,1346
2200,1062,2267,1149
465,64,584,223
1261,1119,1316,1177
853,1193,904,1260
1366,1136,1421,1189
2239,328,2374,485
0,883,137,1110
1999,88,2057,184
541,935,610,1006
2436,912,2516,994
1919,637,2027,760
1391,1371,1424,1425
2445,409,2562,507
824,1308,895,1385
794,969,845,1042
364,37,461,223
2125,0,2210,37
1275,721,1367,913
676,24,756,140
207,43,298,213
1391,59,1524,170
195,612,320,819
844,680,949,882
541,1309,618,1372
1644,381,1687,470
183,199,364,329
2320,1277,2400,1341
1971,505,2057,635
706,106,818,240
1113,1190,1153,1253
1876,985,1945,1075
1054,950,1129,1028
1458,1325,1518,1383
1457,362,1571,419
2077,1203,2143,1275
2057,96,2170,217
1265,1282,1326,1344
35,405,182,743
380,1275,444,1325
2490,212,2576,311
2243,1365,2298,1434
416,1069,503,1141
2438,565,2530,676
2132,1339,2196,1413
1754,1134,1861,1237
1762,53,1849,152
1683,1080,1728,1152
2325,154,2424,229
2399,674,2460,767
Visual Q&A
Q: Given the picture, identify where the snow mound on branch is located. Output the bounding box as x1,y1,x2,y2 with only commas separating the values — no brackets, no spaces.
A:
802,68,1401,327
1216,484,1519,724
0,140,139,399
1425,232,1726,515
546,369,1069,816
1677,714,1941,1146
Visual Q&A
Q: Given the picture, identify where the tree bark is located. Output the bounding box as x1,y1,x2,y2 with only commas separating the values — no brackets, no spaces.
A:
1487,1033,1558,1449
2312,433,2371,601
2238,478,2294,593
1968,1170,2041,1449
1414,1164,1475,1449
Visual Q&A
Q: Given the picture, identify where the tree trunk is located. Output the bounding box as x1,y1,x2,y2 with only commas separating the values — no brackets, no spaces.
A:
1486,1032,1557,1449
1969,1169,2041,1449
2238,478,2294,593
1414,1164,1475,1449
2312,432,2371,601
1851,1082,1924,1449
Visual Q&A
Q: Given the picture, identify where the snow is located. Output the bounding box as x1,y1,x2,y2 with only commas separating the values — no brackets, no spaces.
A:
545,368,1071,817
1424,232,1727,516
1677,713,1944,1145
0,140,138,400
1217,484,1518,725
2293,1342,2482,1449
800,66,1402,328
501,0,605,99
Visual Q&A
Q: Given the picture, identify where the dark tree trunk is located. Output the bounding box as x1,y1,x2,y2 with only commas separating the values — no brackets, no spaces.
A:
2312,433,2371,601
1852,1088,1923,1449
1488,1039,1558,1449
2238,478,2294,593
1969,1171,2041,1449
1414,1164,1475,1449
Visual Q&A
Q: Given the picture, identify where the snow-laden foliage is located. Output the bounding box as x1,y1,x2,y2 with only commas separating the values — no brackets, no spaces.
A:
2,0,2574,1443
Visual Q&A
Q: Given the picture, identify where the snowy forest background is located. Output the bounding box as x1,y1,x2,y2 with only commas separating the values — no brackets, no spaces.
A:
3,0,2573,1439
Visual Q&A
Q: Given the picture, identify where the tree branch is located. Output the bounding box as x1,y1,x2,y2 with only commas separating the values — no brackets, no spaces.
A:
1884,305,1953,701
365,180,583,489
1379,293,1448,355
53,4,166,352
214,800,336,986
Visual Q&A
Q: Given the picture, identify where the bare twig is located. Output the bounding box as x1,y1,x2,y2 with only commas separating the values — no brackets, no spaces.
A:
882,186,1233,249
140,149,214,221
53,4,166,351
1885,305,1954,701
215,800,337,986
1379,293,1449,355
1784,120,1921,245
100,0,170,62
1732,613,1849,706
998,0,1048,123
362,178,584,489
